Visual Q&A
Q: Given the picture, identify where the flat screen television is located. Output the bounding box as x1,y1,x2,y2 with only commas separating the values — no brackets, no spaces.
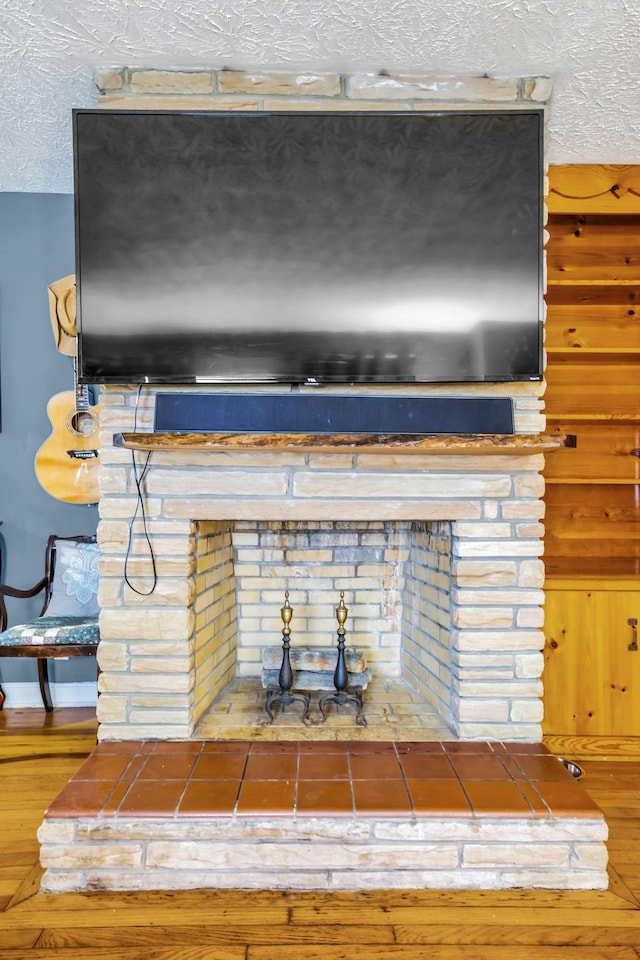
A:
73,108,544,385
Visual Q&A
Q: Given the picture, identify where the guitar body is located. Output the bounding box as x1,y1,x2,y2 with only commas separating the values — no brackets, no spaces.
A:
34,390,102,505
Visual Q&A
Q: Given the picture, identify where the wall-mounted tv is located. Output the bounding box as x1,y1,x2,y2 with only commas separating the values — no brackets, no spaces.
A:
73,108,544,385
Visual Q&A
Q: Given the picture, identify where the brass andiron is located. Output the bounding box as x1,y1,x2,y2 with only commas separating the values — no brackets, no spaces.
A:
318,591,367,726
264,591,311,723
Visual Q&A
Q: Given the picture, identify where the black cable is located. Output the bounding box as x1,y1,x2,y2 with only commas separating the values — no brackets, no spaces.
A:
123,387,157,596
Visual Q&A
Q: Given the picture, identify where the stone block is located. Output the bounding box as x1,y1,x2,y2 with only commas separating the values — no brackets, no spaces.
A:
130,70,214,94
346,74,519,102
95,68,124,91
218,71,340,96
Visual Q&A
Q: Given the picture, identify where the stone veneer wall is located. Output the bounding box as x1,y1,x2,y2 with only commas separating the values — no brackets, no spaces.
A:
401,521,453,716
93,67,550,743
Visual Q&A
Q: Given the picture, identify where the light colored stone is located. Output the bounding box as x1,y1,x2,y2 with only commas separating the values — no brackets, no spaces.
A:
501,500,546,520
524,76,554,102
164,498,482,521
98,672,192,693
515,653,545,678
148,469,290,498
453,523,512,539
99,467,129,493
130,70,214,94
123,578,195,607
96,642,128,672
457,680,542,698
98,723,191,740
346,74,519,102
572,843,609,870
456,698,509,722
514,475,546,498
99,609,194,642
96,695,128,724
39,871,86,893
452,561,517,587
37,821,76,843
146,840,459,871
463,842,570,867
293,472,511,499
452,607,513,629
518,559,546,587
131,657,192,675
454,540,544,558
95,68,124,91
516,607,545,628
510,699,544,722
453,588,545,607
40,843,143,869
219,71,340,96
499,870,608,891
455,629,544,652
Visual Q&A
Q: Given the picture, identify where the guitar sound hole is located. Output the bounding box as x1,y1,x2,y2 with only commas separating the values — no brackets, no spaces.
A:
68,411,98,437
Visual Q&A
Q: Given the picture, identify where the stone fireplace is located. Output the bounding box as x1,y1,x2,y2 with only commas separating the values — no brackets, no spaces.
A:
36,68,608,893
94,382,551,743
38,382,609,893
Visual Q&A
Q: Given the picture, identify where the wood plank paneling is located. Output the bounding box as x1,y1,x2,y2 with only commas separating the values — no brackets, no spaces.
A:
547,164,640,214
544,362,640,419
545,306,640,352
544,421,640,482
544,484,640,559
543,590,640,736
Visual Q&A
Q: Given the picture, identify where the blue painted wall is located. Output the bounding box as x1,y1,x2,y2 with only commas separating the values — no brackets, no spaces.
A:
0,193,99,696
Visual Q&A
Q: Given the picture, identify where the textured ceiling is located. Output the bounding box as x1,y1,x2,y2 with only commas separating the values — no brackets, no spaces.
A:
2,0,639,192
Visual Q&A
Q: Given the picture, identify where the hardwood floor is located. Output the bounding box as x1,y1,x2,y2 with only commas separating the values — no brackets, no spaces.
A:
2,708,640,958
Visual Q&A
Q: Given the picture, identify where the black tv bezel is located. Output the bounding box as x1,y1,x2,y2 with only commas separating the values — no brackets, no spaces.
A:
72,107,545,387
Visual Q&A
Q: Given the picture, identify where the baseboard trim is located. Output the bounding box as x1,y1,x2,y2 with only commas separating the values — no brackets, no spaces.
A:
0,682,97,710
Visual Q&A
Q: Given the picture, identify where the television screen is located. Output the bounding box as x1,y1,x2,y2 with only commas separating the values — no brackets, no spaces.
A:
73,109,544,385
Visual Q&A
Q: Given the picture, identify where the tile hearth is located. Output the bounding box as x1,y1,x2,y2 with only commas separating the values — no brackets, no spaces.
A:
39,738,608,893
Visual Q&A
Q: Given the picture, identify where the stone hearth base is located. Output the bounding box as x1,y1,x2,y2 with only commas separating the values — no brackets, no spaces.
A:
38,739,608,892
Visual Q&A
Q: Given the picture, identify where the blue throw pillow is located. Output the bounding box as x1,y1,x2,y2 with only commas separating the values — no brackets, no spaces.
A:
46,540,100,618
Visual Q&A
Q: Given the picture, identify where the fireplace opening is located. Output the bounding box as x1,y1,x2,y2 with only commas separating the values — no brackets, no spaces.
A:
190,518,458,739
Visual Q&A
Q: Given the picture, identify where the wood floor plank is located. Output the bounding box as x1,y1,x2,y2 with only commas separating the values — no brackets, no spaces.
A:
1,898,291,929
4,864,45,911
607,865,640,907
393,923,640,946
248,948,640,960
4,949,246,960
290,905,640,930
0,931,44,950
2,887,633,928
36,923,395,948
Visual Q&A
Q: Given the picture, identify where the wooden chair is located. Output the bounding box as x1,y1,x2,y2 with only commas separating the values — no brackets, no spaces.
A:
0,535,100,712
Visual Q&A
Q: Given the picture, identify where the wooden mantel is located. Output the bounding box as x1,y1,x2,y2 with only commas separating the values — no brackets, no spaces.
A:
114,432,575,456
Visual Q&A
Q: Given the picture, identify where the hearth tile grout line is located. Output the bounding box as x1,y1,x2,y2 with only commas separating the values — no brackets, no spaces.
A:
46,738,600,824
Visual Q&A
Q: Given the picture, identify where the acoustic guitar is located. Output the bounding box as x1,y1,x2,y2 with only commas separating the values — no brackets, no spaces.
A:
35,370,102,505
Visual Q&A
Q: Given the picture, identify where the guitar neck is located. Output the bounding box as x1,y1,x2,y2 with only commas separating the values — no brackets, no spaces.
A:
75,381,90,413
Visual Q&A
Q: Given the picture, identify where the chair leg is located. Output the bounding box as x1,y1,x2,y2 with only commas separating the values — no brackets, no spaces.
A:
37,659,54,712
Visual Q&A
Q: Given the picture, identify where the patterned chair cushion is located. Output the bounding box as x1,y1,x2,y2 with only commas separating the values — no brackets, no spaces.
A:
0,616,99,647
46,541,100,618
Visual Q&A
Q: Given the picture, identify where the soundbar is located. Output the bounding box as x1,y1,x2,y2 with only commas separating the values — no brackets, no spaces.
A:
154,393,514,435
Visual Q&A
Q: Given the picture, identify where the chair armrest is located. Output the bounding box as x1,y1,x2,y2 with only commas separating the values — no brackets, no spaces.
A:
0,576,48,631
